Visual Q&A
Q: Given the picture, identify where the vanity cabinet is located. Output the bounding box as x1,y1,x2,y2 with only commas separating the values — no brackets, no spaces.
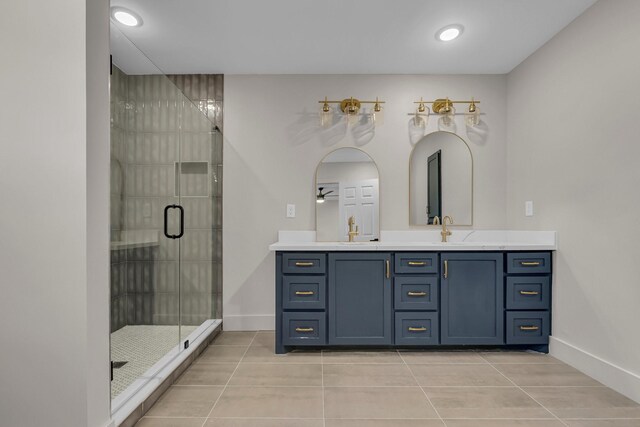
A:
440,253,504,345
328,253,392,345
275,250,552,354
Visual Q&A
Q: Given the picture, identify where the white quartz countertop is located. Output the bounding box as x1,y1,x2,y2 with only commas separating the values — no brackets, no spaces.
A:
269,230,557,251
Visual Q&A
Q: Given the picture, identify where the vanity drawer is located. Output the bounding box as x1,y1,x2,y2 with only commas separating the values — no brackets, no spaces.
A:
283,276,325,310
282,312,326,346
507,252,551,274
395,253,438,274
394,276,438,311
282,253,326,274
395,312,439,346
506,311,550,345
506,276,550,310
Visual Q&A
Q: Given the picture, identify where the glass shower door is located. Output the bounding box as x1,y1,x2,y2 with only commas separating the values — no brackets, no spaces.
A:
178,90,220,345
110,22,221,409
110,65,183,403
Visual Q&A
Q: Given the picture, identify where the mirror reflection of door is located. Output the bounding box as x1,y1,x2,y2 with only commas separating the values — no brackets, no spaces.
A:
316,148,380,242
339,179,379,241
427,150,442,224
427,150,442,225
409,131,473,226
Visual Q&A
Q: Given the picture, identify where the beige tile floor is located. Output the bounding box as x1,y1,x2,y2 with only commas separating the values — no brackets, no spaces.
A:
136,331,640,427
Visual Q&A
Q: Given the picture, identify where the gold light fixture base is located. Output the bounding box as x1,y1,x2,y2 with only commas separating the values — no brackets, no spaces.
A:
340,98,361,114
432,98,450,114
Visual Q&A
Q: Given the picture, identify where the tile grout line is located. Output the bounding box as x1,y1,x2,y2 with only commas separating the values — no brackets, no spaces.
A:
321,350,326,427
397,350,448,427
482,354,569,427
199,330,259,427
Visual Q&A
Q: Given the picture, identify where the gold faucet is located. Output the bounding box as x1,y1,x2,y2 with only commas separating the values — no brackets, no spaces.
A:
347,215,359,242
433,216,441,225
441,215,453,243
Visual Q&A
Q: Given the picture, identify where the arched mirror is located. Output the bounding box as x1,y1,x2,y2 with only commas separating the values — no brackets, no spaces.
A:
316,148,380,242
409,131,472,226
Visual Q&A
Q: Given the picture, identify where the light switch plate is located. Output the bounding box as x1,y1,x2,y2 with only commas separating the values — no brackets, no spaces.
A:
525,201,534,217
286,204,296,218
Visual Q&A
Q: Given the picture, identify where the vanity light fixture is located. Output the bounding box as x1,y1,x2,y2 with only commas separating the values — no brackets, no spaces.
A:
436,24,463,42
318,97,385,128
111,7,143,27
409,97,481,125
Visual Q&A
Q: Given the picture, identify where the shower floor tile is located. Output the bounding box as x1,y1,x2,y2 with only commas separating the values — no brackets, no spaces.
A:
111,325,198,398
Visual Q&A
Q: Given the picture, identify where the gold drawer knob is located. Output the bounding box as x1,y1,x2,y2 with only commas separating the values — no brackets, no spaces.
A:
407,291,427,297
408,261,426,266
295,327,314,333
408,327,427,332
520,261,541,266
295,262,314,267
519,325,540,331
519,290,540,295
295,291,315,296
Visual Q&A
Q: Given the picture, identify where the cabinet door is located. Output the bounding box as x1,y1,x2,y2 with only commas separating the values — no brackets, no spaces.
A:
441,253,504,345
328,253,392,345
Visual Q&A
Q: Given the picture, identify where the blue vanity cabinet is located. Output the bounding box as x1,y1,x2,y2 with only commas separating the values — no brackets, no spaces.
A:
505,252,552,345
440,253,504,345
328,252,393,345
276,250,552,354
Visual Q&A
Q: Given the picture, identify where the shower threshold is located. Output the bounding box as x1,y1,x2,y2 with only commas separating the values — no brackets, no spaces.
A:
110,319,222,425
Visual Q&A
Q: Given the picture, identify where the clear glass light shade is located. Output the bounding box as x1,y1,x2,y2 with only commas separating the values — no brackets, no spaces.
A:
465,106,481,127
371,108,384,126
320,105,333,128
346,110,359,125
438,106,456,132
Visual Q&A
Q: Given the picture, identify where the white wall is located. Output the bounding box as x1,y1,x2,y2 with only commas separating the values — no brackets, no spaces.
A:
224,74,507,330
0,1,111,426
507,0,640,402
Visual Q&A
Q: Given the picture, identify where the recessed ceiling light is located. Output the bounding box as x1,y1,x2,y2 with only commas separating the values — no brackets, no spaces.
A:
436,24,463,42
111,7,142,27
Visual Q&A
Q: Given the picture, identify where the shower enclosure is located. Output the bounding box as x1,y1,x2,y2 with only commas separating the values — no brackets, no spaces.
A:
109,24,223,409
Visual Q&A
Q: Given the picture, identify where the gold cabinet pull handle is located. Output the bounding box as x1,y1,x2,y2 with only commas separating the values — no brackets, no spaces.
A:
520,261,541,266
443,260,448,279
407,291,427,297
408,261,426,266
519,290,540,296
295,291,315,296
386,259,390,279
519,325,540,331
295,327,314,333
408,327,427,332
295,262,314,267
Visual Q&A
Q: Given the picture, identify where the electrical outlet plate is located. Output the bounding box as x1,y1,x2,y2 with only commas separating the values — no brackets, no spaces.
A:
286,204,296,218
525,201,534,217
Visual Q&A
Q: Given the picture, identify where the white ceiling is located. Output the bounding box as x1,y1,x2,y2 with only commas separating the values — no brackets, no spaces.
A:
110,0,597,75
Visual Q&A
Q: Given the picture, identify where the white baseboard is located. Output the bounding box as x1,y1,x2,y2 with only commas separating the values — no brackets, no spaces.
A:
223,314,275,331
550,336,640,403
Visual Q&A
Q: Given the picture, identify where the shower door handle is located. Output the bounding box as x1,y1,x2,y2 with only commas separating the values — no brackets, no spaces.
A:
164,204,185,239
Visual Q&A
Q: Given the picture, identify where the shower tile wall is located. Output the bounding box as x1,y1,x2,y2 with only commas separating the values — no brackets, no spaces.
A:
110,67,223,332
